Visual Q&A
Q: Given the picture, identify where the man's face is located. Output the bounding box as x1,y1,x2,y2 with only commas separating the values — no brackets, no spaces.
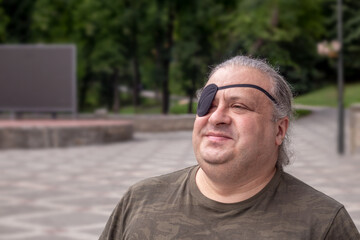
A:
192,66,287,179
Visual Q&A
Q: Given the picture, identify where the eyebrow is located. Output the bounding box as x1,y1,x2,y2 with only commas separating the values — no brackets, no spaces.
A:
218,84,277,104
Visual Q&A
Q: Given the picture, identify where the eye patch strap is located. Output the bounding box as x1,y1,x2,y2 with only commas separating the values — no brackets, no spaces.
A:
218,84,277,104
197,83,277,117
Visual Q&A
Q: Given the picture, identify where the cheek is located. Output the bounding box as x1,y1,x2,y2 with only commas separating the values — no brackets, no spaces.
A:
234,116,264,140
239,117,277,147
193,117,207,133
192,117,207,143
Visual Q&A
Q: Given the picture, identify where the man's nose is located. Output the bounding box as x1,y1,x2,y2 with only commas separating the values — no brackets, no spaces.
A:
208,105,231,125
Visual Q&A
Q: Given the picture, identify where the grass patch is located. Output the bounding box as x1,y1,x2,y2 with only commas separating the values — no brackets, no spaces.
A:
294,109,312,119
294,82,360,107
344,83,360,107
118,105,161,114
170,102,197,114
117,102,197,114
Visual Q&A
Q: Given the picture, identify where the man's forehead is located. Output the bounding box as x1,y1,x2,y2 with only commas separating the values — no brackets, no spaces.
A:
211,86,261,102
208,66,271,89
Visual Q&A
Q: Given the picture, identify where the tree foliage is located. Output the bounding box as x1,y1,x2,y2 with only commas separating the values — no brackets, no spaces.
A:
0,0,9,43
1,0,359,113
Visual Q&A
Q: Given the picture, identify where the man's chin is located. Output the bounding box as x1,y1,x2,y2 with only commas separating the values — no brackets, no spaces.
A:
200,154,230,166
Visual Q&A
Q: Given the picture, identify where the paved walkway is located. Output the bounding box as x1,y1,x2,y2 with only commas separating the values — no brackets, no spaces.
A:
0,108,359,239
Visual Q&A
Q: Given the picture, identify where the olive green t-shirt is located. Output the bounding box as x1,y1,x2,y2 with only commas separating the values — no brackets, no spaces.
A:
100,166,360,240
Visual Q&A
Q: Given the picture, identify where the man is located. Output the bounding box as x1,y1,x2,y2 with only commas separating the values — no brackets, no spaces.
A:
100,56,360,239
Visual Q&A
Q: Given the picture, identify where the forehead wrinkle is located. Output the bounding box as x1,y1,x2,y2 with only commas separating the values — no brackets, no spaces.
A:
216,87,260,106
208,66,274,93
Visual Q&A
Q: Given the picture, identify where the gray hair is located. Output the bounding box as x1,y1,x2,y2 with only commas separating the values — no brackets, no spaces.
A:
208,56,294,167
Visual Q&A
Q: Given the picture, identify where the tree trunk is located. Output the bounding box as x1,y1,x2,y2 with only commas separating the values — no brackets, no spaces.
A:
161,61,170,114
188,72,196,114
130,3,141,107
124,0,141,108
161,6,175,114
112,68,120,113
188,94,193,114
79,66,91,111
132,55,141,107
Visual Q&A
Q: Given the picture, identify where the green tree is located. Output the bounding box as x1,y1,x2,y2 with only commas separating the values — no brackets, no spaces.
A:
72,0,127,111
31,0,79,42
317,0,360,84
31,0,93,109
31,0,150,112
144,0,181,114
4,0,342,112
1,0,35,43
0,0,9,42
340,0,360,81
173,0,226,113
221,0,326,94
122,0,146,107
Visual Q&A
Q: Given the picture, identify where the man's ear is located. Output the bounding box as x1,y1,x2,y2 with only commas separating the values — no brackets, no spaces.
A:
275,117,289,146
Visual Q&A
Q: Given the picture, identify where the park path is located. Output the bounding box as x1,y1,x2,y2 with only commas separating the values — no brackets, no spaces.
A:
0,107,359,240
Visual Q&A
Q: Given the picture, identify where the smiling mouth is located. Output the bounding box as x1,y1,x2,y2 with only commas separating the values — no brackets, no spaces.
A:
205,133,232,142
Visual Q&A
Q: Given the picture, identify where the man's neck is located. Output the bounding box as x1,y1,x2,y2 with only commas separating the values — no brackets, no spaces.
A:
195,166,276,204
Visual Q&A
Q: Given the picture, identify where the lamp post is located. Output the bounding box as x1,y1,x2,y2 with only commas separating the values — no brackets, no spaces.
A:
317,0,344,155
337,0,344,154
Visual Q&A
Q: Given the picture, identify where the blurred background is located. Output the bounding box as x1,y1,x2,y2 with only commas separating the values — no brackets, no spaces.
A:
1,0,359,114
1,0,360,239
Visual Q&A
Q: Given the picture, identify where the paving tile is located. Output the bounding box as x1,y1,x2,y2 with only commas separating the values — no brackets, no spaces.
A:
0,224,30,235
52,196,120,207
22,212,109,228
0,205,53,217
0,108,359,239
25,235,78,240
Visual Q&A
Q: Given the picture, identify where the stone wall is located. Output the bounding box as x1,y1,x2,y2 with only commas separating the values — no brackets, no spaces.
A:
0,113,196,132
108,114,195,132
0,120,133,149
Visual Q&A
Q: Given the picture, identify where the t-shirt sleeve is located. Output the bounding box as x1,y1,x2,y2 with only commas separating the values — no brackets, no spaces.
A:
324,207,360,240
99,191,130,240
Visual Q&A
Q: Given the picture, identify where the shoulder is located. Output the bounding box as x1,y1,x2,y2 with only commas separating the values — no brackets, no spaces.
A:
276,170,345,232
325,206,360,239
270,170,353,238
280,172,343,209
279,171,343,209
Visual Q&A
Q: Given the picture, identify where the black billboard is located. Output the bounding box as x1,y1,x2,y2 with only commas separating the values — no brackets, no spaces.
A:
0,45,77,114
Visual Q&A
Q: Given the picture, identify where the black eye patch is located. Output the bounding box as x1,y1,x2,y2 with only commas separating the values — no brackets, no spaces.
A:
197,83,277,117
